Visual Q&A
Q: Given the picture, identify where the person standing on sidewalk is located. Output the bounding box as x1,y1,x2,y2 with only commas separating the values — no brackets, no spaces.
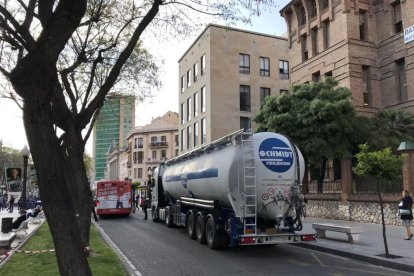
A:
7,195,15,213
0,194,3,211
398,190,413,240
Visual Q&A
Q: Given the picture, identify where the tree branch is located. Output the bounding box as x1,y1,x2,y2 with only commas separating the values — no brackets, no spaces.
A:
22,0,37,30
0,4,35,49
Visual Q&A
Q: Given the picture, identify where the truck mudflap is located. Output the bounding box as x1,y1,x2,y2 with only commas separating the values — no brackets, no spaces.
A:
238,233,316,245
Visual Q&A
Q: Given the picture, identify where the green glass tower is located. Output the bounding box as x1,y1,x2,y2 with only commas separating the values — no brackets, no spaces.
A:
93,94,135,181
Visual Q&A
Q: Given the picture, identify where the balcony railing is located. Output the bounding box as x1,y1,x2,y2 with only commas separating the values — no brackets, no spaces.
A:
149,141,168,148
147,157,167,164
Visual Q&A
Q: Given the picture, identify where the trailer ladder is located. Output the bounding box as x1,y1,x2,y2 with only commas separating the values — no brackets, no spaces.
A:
241,132,257,235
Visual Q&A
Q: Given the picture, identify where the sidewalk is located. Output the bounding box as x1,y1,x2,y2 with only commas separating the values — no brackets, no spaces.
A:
0,208,43,265
297,217,414,273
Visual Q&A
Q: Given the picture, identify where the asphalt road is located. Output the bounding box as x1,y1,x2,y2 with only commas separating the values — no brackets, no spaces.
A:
98,211,413,276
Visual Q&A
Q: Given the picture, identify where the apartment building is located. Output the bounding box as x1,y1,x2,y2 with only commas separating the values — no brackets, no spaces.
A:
178,24,291,153
93,94,135,181
280,0,414,116
126,111,179,184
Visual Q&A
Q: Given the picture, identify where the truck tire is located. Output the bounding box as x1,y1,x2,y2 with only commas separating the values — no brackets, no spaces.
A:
196,214,206,244
165,207,174,228
187,212,196,239
205,216,226,249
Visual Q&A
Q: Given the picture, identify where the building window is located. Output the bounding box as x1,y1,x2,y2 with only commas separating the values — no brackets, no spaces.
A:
359,11,367,41
193,62,198,82
240,117,251,131
311,27,318,56
138,138,143,148
201,54,206,75
152,150,157,159
138,152,143,164
180,102,185,125
161,150,166,159
325,71,333,78
194,122,199,147
362,65,371,106
260,57,270,76
186,97,192,122
161,136,166,142
279,60,289,79
239,53,250,74
175,135,179,147
280,89,288,94
298,5,306,27
138,168,143,179
181,129,185,151
396,59,407,102
175,149,179,156
193,92,199,118
240,85,251,112
310,0,317,18
393,1,403,33
321,0,329,10
201,118,207,144
201,86,206,113
323,20,330,49
260,87,271,107
187,126,192,150
133,152,138,164
301,34,308,61
186,69,191,88
180,75,184,93
312,71,321,82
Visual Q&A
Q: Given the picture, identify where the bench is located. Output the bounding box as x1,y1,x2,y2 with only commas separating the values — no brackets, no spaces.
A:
312,223,363,244
0,233,17,249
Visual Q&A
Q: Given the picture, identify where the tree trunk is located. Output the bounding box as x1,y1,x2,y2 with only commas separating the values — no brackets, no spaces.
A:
23,101,91,275
317,160,327,193
377,179,390,258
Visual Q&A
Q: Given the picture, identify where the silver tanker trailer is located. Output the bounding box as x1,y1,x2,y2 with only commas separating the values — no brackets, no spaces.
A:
150,130,315,249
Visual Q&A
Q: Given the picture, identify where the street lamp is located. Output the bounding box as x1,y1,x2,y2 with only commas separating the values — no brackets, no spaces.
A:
21,145,30,210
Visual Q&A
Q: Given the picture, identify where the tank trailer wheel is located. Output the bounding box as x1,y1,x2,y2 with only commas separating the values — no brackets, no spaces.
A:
187,212,196,239
165,207,174,228
196,215,206,244
206,217,226,249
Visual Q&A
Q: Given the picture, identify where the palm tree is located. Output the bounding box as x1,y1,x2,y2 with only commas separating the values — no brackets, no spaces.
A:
368,109,414,150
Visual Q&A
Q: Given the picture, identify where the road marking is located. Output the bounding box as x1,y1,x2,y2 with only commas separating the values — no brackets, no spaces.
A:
312,253,325,266
288,259,311,267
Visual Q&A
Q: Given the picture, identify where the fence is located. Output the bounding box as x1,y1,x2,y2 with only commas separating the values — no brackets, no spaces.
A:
352,173,403,194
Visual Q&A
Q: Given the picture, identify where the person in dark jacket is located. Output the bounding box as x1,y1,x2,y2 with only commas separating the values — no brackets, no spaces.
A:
399,190,413,240
7,195,15,213
12,210,27,229
142,198,148,220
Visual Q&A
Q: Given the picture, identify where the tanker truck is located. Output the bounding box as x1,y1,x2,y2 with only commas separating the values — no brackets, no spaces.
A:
150,130,315,249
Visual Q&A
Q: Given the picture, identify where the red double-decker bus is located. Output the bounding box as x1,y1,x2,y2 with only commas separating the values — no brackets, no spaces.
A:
96,180,134,216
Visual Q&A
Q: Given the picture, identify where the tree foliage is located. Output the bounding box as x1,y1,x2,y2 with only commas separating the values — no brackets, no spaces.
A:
366,109,414,151
354,144,403,182
0,0,277,274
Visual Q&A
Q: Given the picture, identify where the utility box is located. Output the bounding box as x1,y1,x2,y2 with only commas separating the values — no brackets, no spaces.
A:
1,217,13,233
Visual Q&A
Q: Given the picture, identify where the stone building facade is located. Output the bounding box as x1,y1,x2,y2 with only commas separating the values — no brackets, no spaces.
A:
178,24,290,153
280,0,414,224
126,111,179,185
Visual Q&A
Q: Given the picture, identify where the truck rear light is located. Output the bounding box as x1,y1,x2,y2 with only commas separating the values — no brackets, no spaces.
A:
301,234,316,241
240,237,256,244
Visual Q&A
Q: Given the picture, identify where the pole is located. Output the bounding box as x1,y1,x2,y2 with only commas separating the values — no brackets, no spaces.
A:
22,154,28,210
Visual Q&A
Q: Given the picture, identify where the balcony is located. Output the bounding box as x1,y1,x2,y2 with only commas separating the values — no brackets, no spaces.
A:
149,141,168,148
147,157,167,164
126,161,131,168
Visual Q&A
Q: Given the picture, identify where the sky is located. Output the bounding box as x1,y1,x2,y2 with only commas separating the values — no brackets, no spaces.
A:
0,1,290,155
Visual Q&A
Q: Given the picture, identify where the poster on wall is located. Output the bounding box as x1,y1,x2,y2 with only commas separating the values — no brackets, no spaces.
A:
5,166,23,192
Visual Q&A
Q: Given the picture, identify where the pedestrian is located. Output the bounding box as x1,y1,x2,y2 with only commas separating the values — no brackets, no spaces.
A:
92,204,98,222
17,197,22,211
7,195,15,213
0,194,3,211
142,198,148,220
398,190,413,240
135,194,140,209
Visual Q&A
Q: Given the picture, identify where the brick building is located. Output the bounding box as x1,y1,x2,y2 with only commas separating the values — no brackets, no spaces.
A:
280,0,413,117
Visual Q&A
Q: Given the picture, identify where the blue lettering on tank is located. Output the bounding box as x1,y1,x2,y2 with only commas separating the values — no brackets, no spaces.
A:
259,138,293,173
164,168,218,184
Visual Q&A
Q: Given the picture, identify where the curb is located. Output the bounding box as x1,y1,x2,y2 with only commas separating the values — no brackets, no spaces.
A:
294,242,414,274
0,220,45,269
92,220,142,276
